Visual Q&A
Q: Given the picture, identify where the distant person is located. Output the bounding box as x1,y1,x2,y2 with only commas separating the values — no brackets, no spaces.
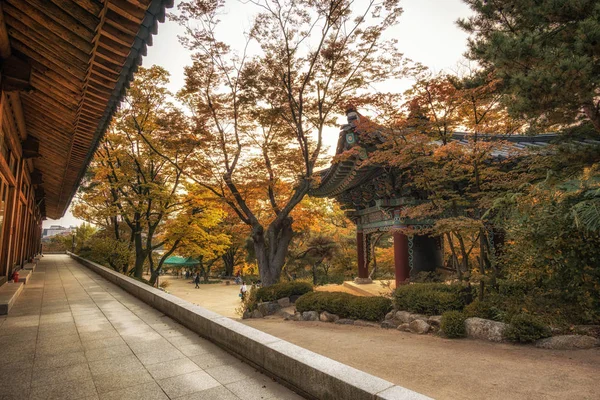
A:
185,270,190,279
240,282,248,301
194,273,200,289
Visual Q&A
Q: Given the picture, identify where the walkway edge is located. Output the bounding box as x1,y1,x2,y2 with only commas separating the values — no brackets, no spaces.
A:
68,253,433,400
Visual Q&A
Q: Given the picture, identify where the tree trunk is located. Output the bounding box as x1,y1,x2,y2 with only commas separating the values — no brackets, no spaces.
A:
312,261,322,285
222,247,236,277
253,217,294,286
133,231,146,278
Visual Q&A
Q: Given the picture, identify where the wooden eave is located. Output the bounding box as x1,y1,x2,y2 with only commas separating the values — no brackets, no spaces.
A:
2,0,173,219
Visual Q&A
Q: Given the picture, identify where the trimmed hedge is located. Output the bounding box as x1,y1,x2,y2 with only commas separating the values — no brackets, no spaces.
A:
441,311,466,338
464,300,504,321
255,281,313,302
295,292,392,321
394,283,473,315
504,314,552,343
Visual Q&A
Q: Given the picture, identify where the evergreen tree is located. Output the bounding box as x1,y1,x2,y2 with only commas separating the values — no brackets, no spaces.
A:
459,0,600,133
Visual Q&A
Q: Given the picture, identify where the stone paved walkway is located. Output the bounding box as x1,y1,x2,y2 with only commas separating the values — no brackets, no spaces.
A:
0,255,302,400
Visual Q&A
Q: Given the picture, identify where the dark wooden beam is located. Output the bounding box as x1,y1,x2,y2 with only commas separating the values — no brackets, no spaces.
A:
0,3,11,59
21,136,40,159
1,54,32,91
30,169,43,185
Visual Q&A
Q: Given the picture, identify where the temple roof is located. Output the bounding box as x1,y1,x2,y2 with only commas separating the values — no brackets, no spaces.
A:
2,0,173,219
310,115,600,200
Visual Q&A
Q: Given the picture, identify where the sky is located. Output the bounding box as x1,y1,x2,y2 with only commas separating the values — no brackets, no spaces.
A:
43,0,473,229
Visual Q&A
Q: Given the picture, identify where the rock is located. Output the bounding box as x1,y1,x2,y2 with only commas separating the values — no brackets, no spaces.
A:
428,315,442,327
251,310,263,319
408,314,428,322
257,301,281,316
381,320,400,329
354,320,379,328
319,311,339,323
281,311,294,320
242,310,251,319
277,297,291,308
302,311,319,321
335,319,355,325
409,319,430,334
385,311,396,320
536,335,600,350
397,323,411,332
395,311,411,323
289,295,301,303
293,312,303,321
465,317,507,342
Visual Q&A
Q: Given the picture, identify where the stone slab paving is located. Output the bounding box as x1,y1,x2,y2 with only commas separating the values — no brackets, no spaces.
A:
0,255,303,400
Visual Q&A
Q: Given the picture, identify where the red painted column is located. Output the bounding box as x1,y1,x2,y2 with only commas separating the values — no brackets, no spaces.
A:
356,231,368,279
393,231,410,287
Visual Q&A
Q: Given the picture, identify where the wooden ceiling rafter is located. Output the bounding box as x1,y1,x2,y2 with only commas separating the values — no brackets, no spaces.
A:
5,17,90,64
1,0,172,218
3,1,93,52
18,0,95,42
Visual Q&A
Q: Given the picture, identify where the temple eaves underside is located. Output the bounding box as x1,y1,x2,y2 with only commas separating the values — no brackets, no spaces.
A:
1,0,173,219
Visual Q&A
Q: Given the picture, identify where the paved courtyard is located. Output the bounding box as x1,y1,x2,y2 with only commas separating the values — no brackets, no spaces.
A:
0,255,302,400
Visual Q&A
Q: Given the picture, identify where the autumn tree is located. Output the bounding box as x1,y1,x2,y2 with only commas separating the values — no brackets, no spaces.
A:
74,66,194,278
170,0,405,285
157,186,231,283
459,0,600,133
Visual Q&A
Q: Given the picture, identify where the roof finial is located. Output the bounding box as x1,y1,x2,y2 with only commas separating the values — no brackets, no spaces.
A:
346,106,359,126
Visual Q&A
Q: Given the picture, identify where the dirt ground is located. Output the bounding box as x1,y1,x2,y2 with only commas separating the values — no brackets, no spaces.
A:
162,277,600,400
245,317,600,400
156,275,241,318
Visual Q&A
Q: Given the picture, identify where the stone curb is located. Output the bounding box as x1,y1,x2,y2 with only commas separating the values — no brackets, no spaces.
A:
68,253,433,400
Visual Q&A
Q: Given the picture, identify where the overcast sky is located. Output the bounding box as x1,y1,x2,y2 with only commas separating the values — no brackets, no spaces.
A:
45,0,473,228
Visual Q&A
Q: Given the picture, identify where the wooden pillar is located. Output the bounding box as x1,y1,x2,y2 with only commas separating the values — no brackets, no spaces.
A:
393,231,410,287
356,230,368,279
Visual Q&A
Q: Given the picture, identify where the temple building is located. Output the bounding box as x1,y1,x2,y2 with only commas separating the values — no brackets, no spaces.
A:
0,0,172,294
309,109,600,288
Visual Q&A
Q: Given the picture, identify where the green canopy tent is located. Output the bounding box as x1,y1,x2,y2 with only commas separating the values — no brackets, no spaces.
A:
163,256,200,267
162,256,199,277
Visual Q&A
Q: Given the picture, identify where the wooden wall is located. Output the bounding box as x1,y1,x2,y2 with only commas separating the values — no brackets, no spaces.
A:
0,90,42,282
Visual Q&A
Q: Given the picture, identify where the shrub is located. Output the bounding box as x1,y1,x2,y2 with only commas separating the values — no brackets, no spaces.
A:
411,271,443,283
504,314,552,343
394,283,472,315
159,280,170,290
315,275,345,285
295,292,392,321
255,281,313,302
464,300,504,321
441,311,466,338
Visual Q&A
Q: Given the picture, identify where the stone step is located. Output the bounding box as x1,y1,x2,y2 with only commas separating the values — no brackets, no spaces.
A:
14,269,31,284
0,282,24,315
23,262,36,272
